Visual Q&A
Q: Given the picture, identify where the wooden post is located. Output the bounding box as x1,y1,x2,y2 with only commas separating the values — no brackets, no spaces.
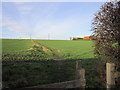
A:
79,69,86,88
76,60,86,88
106,63,115,88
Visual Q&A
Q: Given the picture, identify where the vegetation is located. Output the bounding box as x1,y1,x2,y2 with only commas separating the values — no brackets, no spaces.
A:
72,37,83,40
2,39,34,54
2,39,98,89
92,1,120,87
36,40,94,59
2,39,54,61
2,60,76,89
2,39,94,60
92,1,120,64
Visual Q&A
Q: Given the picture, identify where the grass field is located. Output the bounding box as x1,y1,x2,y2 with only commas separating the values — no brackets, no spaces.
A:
36,40,94,59
2,39,34,54
2,39,94,60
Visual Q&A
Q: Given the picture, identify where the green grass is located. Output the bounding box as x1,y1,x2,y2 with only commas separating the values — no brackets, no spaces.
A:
2,39,94,60
2,39,34,54
36,40,94,59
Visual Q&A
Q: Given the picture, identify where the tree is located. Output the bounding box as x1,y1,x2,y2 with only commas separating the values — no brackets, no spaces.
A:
92,1,120,65
91,1,120,87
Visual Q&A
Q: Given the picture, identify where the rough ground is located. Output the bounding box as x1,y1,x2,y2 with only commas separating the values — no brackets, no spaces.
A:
31,39,64,59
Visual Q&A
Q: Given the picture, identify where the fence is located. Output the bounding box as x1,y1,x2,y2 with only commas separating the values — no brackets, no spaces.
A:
106,63,120,89
2,59,86,89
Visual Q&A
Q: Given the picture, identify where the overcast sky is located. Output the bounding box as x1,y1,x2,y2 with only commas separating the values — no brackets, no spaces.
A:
2,2,104,40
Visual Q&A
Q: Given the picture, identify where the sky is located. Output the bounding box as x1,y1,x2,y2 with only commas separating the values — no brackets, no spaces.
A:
1,2,105,40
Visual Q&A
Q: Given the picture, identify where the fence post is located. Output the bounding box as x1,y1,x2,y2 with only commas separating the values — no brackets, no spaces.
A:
106,63,115,89
79,69,86,88
76,60,86,88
